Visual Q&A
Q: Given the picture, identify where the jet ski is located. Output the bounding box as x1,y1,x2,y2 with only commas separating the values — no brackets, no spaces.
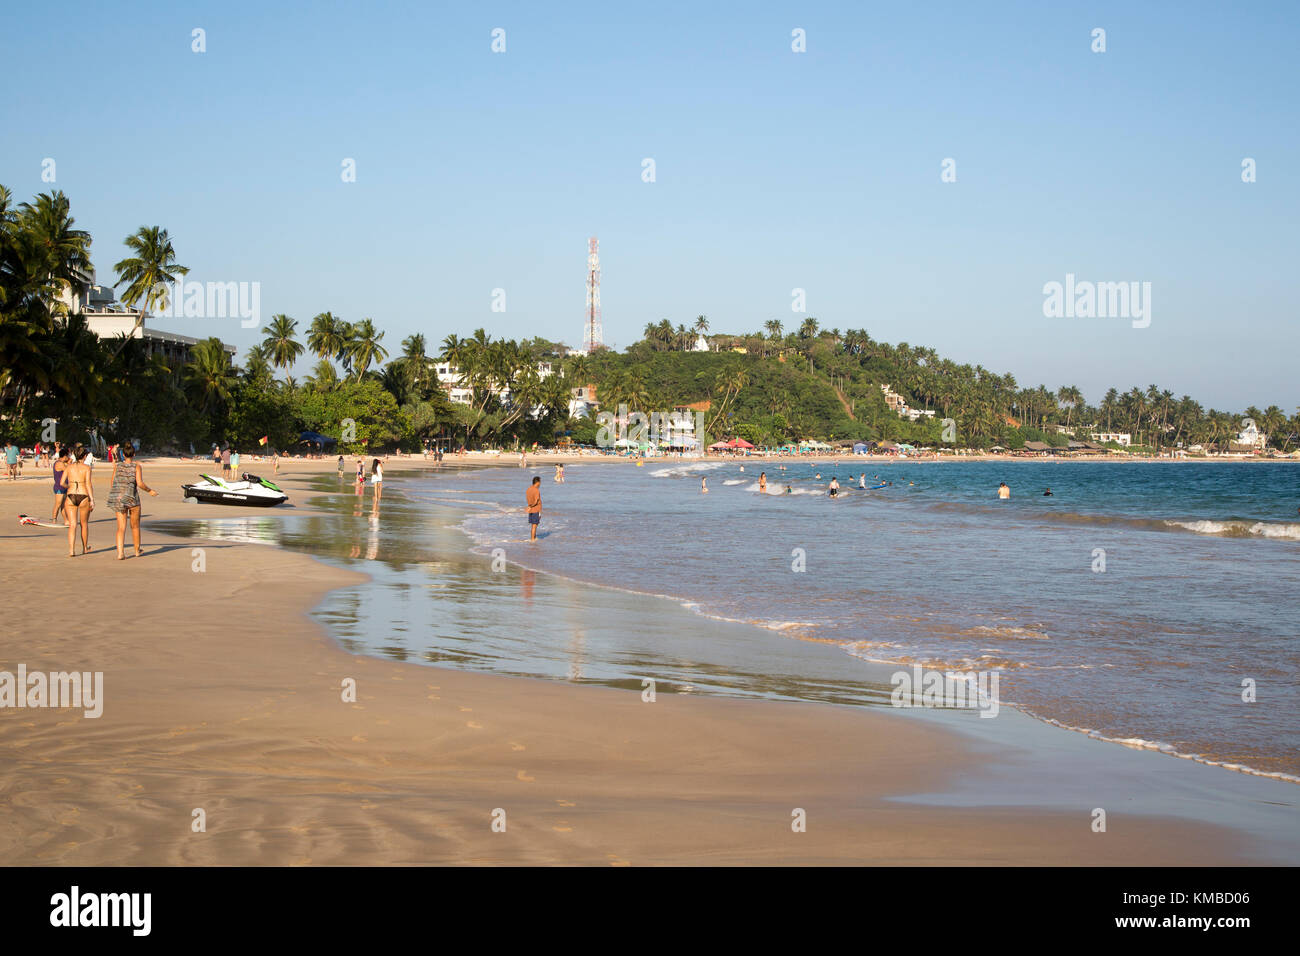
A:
181,472,289,507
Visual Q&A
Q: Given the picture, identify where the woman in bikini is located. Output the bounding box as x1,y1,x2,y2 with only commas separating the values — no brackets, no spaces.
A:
108,442,159,559
51,447,70,524
63,445,94,556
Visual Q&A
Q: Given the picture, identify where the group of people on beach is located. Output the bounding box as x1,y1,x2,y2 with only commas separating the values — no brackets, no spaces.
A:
47,442,159,558
338,455,385,500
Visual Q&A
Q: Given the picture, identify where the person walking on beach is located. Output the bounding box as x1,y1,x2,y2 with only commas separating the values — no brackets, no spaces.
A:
998,482,1010,499
63,445,94,556
230,448,240,478
220,445,231,479
51,447,70,524
526,475,542,542
108,442,159,560
371,458,383,501
4,440,19,480
356,458,365,485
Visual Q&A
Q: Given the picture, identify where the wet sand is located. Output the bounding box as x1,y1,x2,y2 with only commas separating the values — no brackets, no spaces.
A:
0,459,1264,864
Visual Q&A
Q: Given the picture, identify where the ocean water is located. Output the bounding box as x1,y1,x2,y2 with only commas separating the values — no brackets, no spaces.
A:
157,459,1300,781
452,459,1300,779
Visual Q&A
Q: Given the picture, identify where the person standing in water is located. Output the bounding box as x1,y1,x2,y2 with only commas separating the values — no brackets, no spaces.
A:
554,463,565,483
858,473,866,489
759,472,767,492
108,442,159,560
371,458,384,501
337,454,346,480
526,475,542,542
998,482,1010,499
828,477,840,498
701,476,708,494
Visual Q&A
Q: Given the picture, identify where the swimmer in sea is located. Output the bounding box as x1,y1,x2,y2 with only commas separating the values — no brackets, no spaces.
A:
784,484,793,494
1043,487,1053,496
759,472,767,492
828,477,840,498
998,482,1010,499
815,472,821,480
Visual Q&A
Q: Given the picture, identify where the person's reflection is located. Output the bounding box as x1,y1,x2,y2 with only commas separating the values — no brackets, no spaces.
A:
567,627,586,682
520,568,535,605
366,509,380,561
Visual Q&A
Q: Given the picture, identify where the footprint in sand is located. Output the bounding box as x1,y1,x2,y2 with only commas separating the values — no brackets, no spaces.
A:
516,770,535,782
509,743,525,752
553,824,573,832
427,695,440,700
466,721,482,729
556,800,575,807
351,734,367,742
458,706,472,712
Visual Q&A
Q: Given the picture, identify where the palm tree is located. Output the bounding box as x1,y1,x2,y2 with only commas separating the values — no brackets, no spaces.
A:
112,226,189,354
694,315,710,335
798,316,819,340
344,318,388,379
183,337,236,419
261,314,303,371
17,191,91,306
400,333,430,393
307,312,347,360
306,359,340,392
1057,385,1084,430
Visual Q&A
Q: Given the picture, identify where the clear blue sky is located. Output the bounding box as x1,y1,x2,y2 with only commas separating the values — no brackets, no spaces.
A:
3,0,1296,411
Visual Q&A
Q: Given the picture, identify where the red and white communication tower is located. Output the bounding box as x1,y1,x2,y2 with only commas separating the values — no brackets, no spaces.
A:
583,237,603,352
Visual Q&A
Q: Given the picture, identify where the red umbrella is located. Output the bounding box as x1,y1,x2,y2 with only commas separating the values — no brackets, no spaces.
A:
729,439,755,449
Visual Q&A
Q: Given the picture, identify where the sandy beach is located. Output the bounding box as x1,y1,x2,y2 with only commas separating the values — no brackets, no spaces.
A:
0,457,1277,866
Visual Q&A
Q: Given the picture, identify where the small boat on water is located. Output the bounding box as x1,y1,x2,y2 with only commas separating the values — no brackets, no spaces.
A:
181,472,288,507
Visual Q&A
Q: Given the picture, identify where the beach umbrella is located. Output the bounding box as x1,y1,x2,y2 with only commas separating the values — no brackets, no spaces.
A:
730,438,755,449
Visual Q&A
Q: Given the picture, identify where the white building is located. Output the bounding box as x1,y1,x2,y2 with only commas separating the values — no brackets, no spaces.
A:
1234,422,1267,450
57,267,234,365
880,384,935,422
691,334,710,352
1092,432,1132,447
436,360,555,407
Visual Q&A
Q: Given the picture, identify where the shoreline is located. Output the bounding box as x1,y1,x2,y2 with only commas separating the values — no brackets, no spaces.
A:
1,459,1294,865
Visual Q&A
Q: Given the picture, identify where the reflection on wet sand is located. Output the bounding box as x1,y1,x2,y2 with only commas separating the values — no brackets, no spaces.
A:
153,473,892,708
